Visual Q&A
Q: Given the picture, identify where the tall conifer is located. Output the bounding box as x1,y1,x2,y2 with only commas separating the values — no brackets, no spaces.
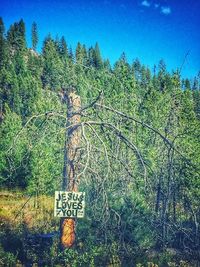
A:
31,22,38,51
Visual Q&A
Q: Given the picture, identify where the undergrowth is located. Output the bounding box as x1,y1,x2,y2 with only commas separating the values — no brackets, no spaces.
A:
0,190,198,266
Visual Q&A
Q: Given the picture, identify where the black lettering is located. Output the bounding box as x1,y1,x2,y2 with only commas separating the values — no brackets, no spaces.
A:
67,193,72,201
66,210,72,216
79,194,84,202
57,192,61,201
66,202,72,209
62,193,66,201
72,193,78,201
62,202,67,209
62,209,67,216
72,209,78,217
72,202,78,209
78,202,83,209
56,200,62,209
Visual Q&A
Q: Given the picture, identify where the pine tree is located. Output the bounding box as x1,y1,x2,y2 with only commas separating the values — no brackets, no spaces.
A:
82,44,88,66
103,59,111,70
157,59,168,92
114,53,130,81
93,42,103,69
59,36,68,59
192,76,199,91
68,46,74,63
18,19,26,51
193,90,200,119
184,78,191,90
42,35,63,90
0,17,7,67
75,42,83,64
7,19,26,53
0,63,21,114
132,58,142,81
88,46,95,67
31,21,38,51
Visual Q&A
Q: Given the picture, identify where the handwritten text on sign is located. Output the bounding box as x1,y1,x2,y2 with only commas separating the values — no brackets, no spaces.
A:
54,191,85,218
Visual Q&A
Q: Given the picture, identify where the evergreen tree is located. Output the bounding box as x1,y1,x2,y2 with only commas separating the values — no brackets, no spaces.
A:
82,44,88,66
42,35,63,90
31,21,38,51
0,17,7,67
193,90,200,119
184,78,191,90
0,106,30,188
59,36,68,58
7,19,26,53
93,42,103,69
103,59,111,70
27,48,43,79
75,42,83,64
88,46,95,67
132,58,142,81
192,76,199,91
157,59,168,92
0,63,21,114
68,46,74,63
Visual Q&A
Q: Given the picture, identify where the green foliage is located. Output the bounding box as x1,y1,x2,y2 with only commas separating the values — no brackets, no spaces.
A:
31,21,38,51
7,19,26,54
0,17,8,68
0,106,30,188
0,244,18,267
42,35,63,90
0,18,199,266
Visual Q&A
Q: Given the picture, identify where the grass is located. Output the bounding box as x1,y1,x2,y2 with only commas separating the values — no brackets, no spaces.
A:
0,190,61,266
0,190,59,232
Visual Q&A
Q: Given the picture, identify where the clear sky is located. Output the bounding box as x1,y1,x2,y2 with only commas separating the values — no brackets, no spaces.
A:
1,0,200,79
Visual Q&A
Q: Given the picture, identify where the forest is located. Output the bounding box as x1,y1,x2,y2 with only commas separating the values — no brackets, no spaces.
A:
0,18,200,266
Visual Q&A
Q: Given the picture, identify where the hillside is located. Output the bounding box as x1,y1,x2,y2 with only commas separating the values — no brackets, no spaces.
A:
0,18,200,266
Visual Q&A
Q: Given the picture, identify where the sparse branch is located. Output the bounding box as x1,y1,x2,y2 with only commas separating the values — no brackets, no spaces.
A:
82,120,147,183
90,146,135,180
7,111,65,154
86,122,111,181
95,103,173,145
94,103,194,163
14,195,32,220
77,123,91,177
179,50,190,75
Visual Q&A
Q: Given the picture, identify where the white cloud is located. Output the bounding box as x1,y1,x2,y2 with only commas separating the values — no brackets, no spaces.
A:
154,3,159,9
161,6,171,15
141,0,151,7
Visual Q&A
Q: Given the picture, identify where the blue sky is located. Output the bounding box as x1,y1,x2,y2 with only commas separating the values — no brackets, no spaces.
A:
1,0,200,78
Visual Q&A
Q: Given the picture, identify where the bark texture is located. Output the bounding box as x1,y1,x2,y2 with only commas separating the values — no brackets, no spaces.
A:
61,90,81,248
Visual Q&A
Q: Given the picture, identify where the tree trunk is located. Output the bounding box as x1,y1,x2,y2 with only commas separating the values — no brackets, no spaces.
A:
61,90,81,248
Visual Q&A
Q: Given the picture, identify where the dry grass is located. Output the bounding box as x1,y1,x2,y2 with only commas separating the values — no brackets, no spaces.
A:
0,190,59,233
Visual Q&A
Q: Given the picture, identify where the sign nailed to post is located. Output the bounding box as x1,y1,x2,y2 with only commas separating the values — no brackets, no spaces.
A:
54,191,85,218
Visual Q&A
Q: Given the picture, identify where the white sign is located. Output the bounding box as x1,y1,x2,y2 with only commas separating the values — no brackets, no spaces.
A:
54,191,85,218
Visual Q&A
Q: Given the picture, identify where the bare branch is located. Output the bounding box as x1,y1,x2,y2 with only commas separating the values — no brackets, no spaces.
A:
7,111,65,154
93,103,194,163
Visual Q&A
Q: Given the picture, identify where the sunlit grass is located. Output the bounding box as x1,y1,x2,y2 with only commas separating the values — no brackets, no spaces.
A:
0,190,59,233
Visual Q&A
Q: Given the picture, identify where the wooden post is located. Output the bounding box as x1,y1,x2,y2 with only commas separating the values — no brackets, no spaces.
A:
61,89,81,248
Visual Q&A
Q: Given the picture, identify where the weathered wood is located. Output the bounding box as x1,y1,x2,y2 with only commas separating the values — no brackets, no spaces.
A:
61,90,81,248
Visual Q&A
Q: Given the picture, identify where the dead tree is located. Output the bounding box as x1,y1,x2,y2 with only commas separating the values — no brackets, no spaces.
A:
60,89,81,248
7,88,195,251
